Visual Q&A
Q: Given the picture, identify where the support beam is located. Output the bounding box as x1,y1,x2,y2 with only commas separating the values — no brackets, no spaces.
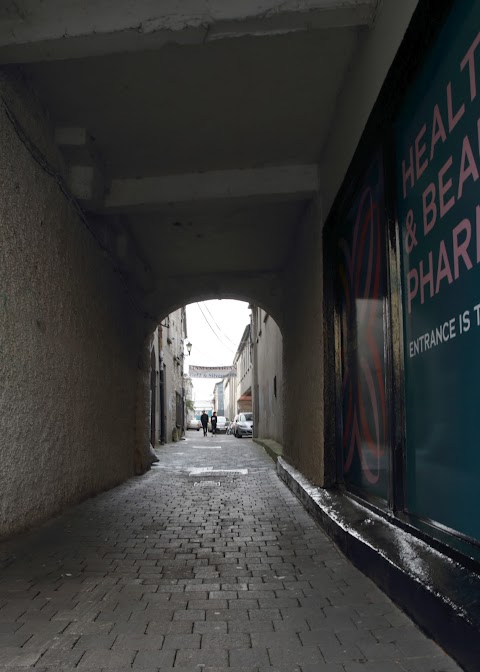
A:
0,0,377,63
55,126,105,208
104,165,319,212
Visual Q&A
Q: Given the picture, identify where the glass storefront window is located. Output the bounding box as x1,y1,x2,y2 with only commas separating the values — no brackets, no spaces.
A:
337,154,390,501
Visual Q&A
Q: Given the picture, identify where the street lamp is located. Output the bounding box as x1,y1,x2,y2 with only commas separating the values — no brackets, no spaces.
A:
186,341,192,356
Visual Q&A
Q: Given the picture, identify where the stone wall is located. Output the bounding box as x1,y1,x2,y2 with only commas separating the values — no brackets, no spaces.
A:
0,70,147,539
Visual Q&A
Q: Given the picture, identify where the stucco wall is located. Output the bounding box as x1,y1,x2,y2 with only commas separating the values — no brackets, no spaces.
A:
0,70,147,539
254,310,283,444
282,200,325,484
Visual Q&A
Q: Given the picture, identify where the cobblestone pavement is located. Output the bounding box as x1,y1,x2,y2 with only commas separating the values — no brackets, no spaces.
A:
0,434,463,671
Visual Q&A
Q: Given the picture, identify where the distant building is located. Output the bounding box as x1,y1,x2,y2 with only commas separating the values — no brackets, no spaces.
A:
194,400,213,418
223,374,236,423
233,324,253,413
213,381,225,415
150,307,188,444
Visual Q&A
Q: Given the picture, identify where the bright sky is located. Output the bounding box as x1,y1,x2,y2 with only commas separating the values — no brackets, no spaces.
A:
185,300,251,403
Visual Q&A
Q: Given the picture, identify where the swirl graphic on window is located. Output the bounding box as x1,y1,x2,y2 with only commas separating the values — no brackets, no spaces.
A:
338,181,387,490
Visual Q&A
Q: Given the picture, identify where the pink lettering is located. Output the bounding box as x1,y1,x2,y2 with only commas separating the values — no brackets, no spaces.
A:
430,104,447,160
458,134,479,199
402,146,415,199
422,182,437,235
415,124,428,180
460,32,480,101
407,269,418,314
438,156,455,217
452,218,473,279
436,240,453,293
477,205,480,263
447,81,465,132
420,252,434,305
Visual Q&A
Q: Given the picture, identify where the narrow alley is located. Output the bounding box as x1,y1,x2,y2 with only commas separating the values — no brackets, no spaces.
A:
0,438,461,671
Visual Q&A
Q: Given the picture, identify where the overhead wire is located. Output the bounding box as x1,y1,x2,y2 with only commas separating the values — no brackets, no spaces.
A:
202,302,239,348
196,302,236,354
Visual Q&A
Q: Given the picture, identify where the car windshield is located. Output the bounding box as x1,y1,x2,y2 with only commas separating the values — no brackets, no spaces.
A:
243,413,253,421
217,416,226,422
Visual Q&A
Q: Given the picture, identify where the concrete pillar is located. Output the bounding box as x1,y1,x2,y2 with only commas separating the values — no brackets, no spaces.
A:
282,199,332,486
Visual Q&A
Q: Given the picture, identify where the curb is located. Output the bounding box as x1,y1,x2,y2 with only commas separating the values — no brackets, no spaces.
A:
276,456,480,672
252,437,283,463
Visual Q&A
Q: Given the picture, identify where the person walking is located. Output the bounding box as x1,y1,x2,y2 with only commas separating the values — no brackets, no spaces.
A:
200,410,209,437
211,411,217,436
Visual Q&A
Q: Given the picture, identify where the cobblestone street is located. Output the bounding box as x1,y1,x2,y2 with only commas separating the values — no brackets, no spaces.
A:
0,435,462,671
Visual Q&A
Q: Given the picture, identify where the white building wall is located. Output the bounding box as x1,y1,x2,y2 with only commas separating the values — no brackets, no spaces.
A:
253,309,283,444
223,375,236,422
234,324,253,412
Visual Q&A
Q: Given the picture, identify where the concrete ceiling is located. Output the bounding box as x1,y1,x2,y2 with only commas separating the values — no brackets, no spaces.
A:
0,0,378,316
21,29,359,178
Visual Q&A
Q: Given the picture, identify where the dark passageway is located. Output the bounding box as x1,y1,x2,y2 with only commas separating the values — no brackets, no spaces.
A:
1,2,479,669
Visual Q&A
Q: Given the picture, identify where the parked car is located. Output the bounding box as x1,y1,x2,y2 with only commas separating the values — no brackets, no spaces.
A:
214,416,229,433
187,418,201,431
232,412,253,438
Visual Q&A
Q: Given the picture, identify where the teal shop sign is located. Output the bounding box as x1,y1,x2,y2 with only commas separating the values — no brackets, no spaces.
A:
395,0,480,541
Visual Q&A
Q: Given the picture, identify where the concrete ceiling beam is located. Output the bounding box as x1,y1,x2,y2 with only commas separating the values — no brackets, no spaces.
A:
55,126,105,208
104,165,319,212
0,0,377,63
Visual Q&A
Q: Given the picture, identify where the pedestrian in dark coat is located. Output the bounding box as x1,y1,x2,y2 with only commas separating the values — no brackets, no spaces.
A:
200,411,209,437
211,412,218,435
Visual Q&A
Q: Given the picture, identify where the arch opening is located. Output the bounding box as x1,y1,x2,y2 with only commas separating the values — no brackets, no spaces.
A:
145,298,284,456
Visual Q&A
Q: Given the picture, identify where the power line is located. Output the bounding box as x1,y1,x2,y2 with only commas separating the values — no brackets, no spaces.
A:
196,303,236,354
202,303,239,348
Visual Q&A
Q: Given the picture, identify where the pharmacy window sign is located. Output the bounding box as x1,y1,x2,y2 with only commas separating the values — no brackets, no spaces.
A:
395,0,480,541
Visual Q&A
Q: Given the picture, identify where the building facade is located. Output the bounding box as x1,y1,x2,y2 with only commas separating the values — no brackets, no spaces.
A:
234,324,253,413
213,381,225,415
150,307,188,444
222,375,236,423
251,307,283,444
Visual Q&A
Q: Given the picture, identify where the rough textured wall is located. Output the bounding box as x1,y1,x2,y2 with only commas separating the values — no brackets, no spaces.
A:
256,312,283,445
0,70,147,539
282,200,325,485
